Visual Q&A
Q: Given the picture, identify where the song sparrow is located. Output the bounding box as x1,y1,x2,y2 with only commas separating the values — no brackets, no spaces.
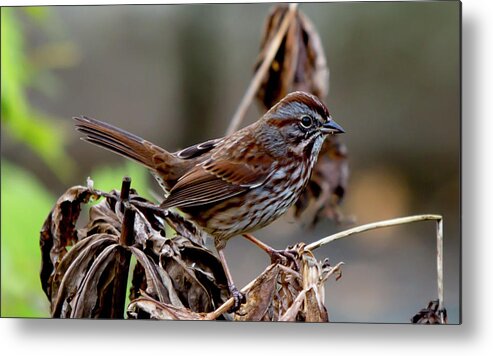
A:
74,91,344,310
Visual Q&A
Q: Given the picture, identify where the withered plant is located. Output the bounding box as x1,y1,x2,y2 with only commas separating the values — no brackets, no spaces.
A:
40,3,447,323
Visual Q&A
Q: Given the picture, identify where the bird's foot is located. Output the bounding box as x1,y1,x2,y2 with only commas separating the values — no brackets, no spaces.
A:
227,284,246,313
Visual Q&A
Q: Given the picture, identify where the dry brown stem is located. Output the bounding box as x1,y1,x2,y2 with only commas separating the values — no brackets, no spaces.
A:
225,3,299,135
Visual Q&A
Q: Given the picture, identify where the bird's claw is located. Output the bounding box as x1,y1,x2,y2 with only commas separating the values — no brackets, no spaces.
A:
227,284,246,313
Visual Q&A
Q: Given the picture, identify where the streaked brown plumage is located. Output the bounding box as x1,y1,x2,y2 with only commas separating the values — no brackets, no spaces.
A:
74,91,344,310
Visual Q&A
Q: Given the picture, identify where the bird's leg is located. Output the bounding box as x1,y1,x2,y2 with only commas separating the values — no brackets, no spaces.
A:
217,248,245,313
242,233,300,270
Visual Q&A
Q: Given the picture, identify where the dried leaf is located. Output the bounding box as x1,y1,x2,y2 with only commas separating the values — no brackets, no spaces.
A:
255,5,328,109
129,246,171,304
231,246,340,322
172,237,229,304
155,265,186,308
304,288,328,322
165,210,207,245
276,249,340,322
411,300,447,324
40,185,100,298
133,208,163,247
70,244,121,318
161,250,214,312
41,179,230,319
85,189,162,243
279,289,306,321
235,265,280,321
128,295,208,320
51,234,118,316
157,235,229,312
86,201,122,237
129,260,146,302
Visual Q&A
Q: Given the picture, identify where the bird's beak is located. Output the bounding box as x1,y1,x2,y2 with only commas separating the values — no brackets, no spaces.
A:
321,118,345,134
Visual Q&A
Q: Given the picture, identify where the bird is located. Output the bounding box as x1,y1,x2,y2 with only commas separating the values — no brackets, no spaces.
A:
74,91,345,311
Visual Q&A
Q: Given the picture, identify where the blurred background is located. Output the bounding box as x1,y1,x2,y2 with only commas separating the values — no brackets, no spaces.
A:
1,2,460,323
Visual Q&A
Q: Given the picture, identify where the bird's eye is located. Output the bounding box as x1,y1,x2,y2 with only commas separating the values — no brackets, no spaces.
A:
300,116,313,128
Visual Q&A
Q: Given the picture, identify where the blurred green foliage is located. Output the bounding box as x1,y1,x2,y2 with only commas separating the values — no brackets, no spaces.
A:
89,162,152,202
1,7,77,182
1,161,52,317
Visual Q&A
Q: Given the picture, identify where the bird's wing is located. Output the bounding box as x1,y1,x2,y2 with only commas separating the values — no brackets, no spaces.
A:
149,138,225,189
161,151,276,209
174,138,224,160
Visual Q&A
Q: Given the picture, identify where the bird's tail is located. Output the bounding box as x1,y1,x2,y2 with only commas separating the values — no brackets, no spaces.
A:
74,115,182,190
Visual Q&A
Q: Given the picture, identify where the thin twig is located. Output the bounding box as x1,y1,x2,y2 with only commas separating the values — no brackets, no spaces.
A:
225,3,299,135
111,177,135,318
306,214,443,251
436,218,444,322
120,176,131,202
305,214,444,320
